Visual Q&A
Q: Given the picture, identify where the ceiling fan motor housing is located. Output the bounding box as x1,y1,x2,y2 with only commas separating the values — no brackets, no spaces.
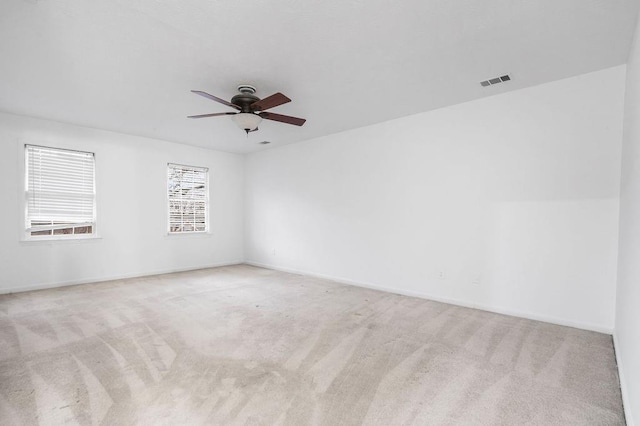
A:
232,85,260,112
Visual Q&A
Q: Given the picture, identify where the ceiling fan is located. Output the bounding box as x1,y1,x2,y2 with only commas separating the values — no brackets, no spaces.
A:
188,85,306,134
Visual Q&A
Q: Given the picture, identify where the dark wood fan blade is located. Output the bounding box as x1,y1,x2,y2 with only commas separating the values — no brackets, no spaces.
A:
191,90,240,110
188,112,236,119
250,93,291,111
259,112,306,126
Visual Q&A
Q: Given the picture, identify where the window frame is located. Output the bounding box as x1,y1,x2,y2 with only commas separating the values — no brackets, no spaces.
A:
166,162,210,235
23,144,98,242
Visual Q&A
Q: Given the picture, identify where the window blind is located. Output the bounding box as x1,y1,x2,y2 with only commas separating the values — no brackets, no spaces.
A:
167,163,208,233
25,145,96,236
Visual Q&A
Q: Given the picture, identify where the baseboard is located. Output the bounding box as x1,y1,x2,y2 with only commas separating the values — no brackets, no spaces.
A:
4,258,614,334
613,333,635,426
244,260,614,335
0,260,244,295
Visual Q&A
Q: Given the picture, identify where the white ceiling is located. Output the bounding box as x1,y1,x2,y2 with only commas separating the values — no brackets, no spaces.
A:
0,0,637,154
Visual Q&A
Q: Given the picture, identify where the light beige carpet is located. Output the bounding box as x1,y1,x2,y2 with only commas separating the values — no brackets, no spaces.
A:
0,265,625,425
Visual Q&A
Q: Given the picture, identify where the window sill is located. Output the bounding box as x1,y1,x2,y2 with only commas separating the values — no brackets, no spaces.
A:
21,235,102,244
165,231,212,238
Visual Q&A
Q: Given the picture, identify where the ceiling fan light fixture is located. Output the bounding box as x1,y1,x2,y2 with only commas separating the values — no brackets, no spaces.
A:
232,113,262,133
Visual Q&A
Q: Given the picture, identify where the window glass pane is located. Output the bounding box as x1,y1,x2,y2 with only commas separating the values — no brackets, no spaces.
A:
53,228,73,235
74,226,92,234
167,163,209,233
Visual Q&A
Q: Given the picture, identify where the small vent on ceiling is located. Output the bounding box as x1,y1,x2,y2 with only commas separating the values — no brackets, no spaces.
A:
480,74,511,87
258,141,271,145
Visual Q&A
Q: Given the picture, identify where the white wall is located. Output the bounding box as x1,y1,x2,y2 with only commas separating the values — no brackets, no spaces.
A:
0,112,244,293
245,66,625,333
615,9,640,425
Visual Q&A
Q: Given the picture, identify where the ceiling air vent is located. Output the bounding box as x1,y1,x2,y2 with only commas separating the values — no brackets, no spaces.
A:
480,74,511,87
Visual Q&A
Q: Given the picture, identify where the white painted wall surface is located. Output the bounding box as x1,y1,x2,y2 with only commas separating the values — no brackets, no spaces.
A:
0,112,244,293
615,10,640,425
245,66,625,333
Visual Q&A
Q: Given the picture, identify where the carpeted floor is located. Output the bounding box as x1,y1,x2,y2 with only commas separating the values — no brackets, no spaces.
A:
0,265,625,425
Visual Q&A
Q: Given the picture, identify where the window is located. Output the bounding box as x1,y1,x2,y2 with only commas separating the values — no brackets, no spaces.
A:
25,145,96,238
167,163,209,233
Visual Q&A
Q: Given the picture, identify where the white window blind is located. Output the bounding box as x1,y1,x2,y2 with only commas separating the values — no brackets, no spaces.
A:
25,145,96,237
167,163,208,233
